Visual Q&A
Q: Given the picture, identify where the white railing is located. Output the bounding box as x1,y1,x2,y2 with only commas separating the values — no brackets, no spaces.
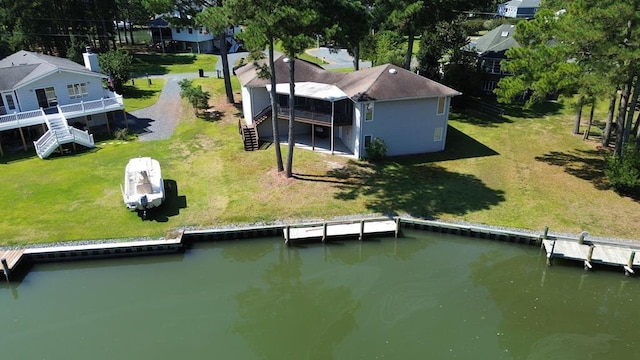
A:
58,96,124,117
0,109,46,129
34,131,58,159
70,127,95,147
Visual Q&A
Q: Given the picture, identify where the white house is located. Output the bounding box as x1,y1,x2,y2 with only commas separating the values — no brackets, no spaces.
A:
148,15,242,54
0,48,125,158
235,56,461,159
498,0,541,18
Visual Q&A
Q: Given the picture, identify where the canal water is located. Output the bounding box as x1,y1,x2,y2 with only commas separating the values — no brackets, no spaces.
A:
1,229,638,359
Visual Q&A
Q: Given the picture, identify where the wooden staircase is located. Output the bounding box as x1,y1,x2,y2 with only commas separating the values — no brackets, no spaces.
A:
240,106,272,151
241,124,259,151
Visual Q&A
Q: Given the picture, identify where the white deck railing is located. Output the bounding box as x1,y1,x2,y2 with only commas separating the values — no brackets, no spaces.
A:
0,95,124,132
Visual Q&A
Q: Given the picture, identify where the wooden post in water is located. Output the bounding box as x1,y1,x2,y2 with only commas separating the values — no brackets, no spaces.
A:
546,240,556,266
584,245,595,270
625,251,635,276
322,223,327,243
1,257,10,281
359,220,365,241
395,218,400,238
284,226,290,246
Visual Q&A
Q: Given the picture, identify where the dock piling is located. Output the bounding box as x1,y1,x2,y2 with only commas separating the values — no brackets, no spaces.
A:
395,218,400,238
1,257,9,281
578,231,588,244
322,223,327,243
359,220,365,241
584,245,595,270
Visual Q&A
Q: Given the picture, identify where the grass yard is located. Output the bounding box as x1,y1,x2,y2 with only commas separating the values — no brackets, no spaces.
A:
122,78,166,112
131,53,218,76
1,63,639,246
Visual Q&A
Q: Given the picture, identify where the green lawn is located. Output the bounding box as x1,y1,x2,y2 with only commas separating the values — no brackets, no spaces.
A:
131,53,218,76
122,78,166,112
1,60,639,246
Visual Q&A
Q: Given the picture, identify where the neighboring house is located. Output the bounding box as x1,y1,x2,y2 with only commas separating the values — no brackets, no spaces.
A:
235,56,460,159
462,24,519,95
0,48,125,158
497,0,541,18
148,15,242,54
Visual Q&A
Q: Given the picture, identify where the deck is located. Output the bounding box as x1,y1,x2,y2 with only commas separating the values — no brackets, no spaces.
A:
1,249,25,279
542,239,640,274
284,219,399,245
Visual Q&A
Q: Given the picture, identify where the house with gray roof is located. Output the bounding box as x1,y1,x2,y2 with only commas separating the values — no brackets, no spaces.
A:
236,56,460,158
498,0,541,18
0,48,124,158
463,24,520,95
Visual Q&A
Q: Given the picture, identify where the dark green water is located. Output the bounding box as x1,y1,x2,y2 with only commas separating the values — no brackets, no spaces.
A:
1,229,638,359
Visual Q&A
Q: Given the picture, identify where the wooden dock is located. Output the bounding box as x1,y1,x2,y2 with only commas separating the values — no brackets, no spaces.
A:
283,218,399,245
542,239,640,275
1,249,25,280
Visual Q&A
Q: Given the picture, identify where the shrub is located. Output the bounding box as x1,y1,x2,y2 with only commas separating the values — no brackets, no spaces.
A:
365,137,387,162
605,145,640,196
114,128,132,141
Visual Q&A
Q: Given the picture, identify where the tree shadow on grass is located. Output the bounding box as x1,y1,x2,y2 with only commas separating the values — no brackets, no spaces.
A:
122,85,159,100
451,109,513,127
132,54,198,76
502,101,565,119
535,149,609,190
296,160,505,219
338,161,504,218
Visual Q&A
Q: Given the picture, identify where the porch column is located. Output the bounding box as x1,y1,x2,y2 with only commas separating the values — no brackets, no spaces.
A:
330,99,335,155
84,115,91,133
18,127,27,151
312,124,316,150
105,112,112,134
0,135,4,156
122,110,128,130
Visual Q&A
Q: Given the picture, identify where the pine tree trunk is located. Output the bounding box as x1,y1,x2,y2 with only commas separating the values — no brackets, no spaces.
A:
353,46,360,71
615,81,630,157
269,43,284,172
602,92,616,147
583,99,595,141
404,27,414,70
572,95,584,134
285,58,296,178
220,31,234,104
623,75,640,144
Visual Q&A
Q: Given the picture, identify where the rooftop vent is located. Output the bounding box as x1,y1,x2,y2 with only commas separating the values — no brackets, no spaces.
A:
389,68,398,74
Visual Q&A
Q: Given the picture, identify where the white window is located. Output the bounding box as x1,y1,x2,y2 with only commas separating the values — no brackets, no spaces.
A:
67,83,88,99
364,103,373,122
437,97,446,115
5,94,15,110
434,127,443,142
364,135,373,148
176,27,181,33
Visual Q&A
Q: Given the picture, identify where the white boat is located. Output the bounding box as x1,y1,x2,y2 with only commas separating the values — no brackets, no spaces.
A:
121,157,165,215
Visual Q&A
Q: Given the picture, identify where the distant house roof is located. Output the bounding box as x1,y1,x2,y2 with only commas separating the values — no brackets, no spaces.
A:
462,24,520,58
236,55,460,102
498,0,541,18
147,15,169,28
0,50,105,91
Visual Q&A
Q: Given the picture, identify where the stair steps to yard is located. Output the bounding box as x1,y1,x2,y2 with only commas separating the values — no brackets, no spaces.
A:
34,112,95,159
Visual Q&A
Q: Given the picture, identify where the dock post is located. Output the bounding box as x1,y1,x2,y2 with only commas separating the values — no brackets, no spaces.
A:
625,252,636,276
542,226,549,239
322,223,327,244
285,226,290,247
395,218,400,238
584,245,594,270
578,231,588,244
546,240,556,266
359,220,365,241
1,257,10,281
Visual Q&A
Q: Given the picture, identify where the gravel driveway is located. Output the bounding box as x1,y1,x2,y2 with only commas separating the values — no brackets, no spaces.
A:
128,74,197,141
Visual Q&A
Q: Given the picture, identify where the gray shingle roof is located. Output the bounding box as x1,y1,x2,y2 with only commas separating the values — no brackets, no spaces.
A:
463,24,520,57
235,55,460,101
0,50,101,91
